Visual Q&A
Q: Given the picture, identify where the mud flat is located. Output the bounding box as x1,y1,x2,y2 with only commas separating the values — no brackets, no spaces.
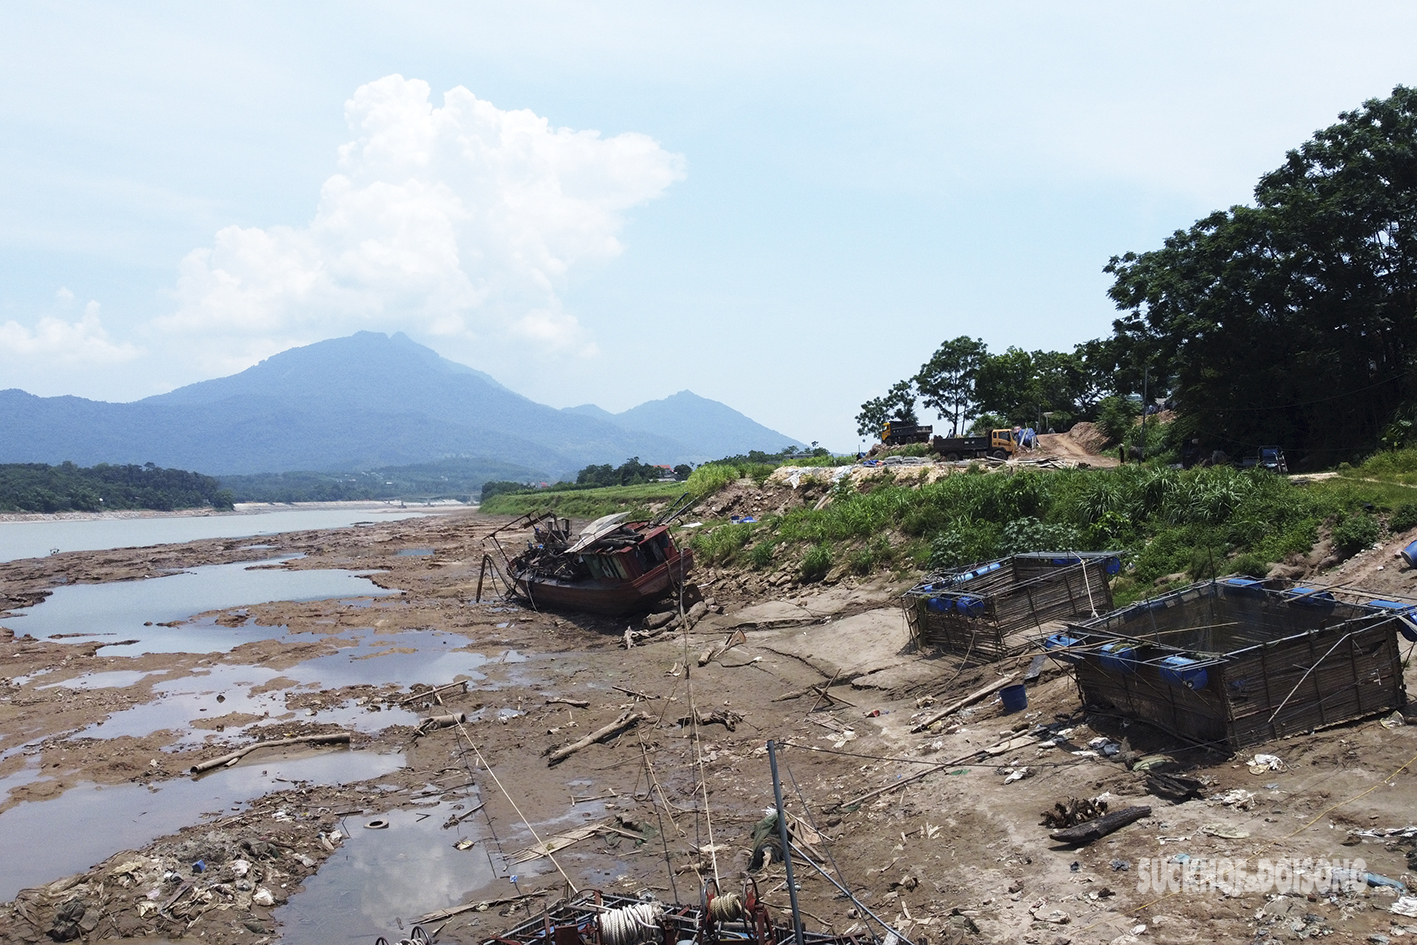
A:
1,509,1416,944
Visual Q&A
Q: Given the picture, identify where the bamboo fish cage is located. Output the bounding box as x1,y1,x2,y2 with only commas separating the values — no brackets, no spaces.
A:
1050,577,1414,750
903,552,1123,663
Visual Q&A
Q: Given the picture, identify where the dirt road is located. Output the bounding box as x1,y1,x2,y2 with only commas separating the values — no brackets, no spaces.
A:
1,510,1414,944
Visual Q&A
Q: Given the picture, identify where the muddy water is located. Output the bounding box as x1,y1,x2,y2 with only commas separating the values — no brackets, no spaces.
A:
0,506,448,563
71,629,520,748
1,557,397,654
276,801,501,944
0,749,405,901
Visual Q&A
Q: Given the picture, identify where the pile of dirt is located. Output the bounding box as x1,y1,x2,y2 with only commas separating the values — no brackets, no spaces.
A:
1065,420,1110,454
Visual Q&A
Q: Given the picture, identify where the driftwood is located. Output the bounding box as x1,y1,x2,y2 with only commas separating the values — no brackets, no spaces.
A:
545,710,650,766
612,685,659,701
677,708,743,731
909,673,1017,732
190,732,351,775
546,696,590,708
1049,806,1152,846
417,713,466,734
1145,773,1205,802
420,892,545,923
394,680,468,705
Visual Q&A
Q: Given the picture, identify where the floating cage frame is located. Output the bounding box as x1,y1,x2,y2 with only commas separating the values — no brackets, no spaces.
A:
1049,577,1415,751
902,552,1122,662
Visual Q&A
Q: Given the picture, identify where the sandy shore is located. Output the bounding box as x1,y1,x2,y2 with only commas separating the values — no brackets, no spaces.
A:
0,494,1414,944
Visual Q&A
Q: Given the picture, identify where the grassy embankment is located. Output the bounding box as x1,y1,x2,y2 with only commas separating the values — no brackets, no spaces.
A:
483,457,1417,605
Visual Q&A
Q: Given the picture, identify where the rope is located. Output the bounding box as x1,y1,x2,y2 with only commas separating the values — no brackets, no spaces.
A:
435,692,578,892
674,572,721,885
708,891,744,922
598,901,664,945
1077,553,1098,618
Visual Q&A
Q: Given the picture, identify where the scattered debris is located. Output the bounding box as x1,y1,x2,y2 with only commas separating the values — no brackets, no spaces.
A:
1042,797,1109,829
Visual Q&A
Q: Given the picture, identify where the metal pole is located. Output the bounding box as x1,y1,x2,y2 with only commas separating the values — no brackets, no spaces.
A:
787,841,911,945
767,740,805,945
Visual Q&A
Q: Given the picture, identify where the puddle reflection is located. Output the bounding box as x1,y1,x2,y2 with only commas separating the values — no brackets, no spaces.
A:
1,557,398,655
277,801,502,944
0,749,405,902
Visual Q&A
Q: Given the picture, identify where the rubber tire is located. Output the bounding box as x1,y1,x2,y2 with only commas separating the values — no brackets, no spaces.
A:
991,449,1006,460
945,452,960,462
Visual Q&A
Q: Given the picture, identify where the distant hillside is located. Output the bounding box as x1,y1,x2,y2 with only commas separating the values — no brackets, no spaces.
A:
0,462,232,513
0,332,803,477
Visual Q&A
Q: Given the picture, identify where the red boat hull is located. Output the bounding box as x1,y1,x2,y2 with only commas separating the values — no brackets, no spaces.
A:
511,550,693,617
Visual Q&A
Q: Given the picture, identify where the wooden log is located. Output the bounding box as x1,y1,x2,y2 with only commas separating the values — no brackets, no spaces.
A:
1049,806,1152,846
545,710,650,766
612,685,658,701
190,732,352,775
546,696,590,708
394,680,469,706
910,673,1017,732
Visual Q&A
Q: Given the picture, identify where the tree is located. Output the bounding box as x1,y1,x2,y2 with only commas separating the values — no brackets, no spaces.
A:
854,379,919,439
1106,86,1417,463
975,347,1037,424
915,336,988,435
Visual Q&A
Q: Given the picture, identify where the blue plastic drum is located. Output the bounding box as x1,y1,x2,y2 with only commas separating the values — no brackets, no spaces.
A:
1098,642,1138,673
1159,655,1209,690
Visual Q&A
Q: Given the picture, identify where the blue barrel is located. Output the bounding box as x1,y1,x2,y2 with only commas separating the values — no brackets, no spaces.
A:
1000,683,1028,713
926,596,952,613
1099,641,1137,673
1160,656,1209,690
956,595,986,617
1219,577,1264,597
1364,599,1417,642
1104,556,1122,576
1044,633,1082,662
1402,540,1417,569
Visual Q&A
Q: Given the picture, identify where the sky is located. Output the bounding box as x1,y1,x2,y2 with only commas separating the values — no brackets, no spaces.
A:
4,3,1417,453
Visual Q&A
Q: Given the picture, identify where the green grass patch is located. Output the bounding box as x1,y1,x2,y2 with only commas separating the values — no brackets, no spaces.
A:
478,481,687,520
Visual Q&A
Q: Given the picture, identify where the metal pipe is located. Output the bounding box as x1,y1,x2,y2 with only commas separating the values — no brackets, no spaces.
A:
767,740,804,945
785,840,907,945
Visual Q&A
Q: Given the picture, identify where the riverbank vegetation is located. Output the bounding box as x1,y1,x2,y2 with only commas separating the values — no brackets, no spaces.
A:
0,462,234,513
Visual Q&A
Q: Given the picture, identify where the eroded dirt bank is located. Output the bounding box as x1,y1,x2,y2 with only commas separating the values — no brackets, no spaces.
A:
1,510,1415,945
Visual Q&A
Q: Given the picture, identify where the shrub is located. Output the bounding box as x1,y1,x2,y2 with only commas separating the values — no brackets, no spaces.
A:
690,523,755,565
1390,503,1417,533
1228,552,1271,579
799,544,833,582
1096,395,1140,443
928,520,1001,570
1332,512,1380,554
999,516,1081,555
748,539,777,570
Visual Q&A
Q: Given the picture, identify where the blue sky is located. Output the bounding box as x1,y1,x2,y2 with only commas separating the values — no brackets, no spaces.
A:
4,3,1417,452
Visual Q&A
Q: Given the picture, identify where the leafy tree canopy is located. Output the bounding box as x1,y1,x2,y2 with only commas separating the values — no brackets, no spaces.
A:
1107,86,1417,464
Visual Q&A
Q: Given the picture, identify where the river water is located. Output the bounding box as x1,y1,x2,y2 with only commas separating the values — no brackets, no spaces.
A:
0,504,458,564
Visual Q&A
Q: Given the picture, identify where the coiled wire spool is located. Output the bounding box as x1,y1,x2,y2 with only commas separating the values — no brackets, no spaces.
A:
708,892,744,923
599,901,665,945
375,926,431,945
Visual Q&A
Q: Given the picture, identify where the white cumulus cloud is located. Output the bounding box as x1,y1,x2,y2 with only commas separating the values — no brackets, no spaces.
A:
0,302,141,367
159,75,685,354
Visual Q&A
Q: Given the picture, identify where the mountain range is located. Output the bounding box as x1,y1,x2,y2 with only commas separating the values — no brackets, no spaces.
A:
0,332,801,480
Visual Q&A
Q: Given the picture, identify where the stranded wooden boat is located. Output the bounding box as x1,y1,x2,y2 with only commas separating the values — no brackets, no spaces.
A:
503,508,694,617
